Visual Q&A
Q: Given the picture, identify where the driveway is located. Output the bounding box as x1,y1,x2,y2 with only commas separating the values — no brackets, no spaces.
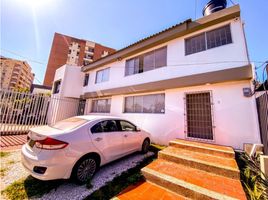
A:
1,149,154,200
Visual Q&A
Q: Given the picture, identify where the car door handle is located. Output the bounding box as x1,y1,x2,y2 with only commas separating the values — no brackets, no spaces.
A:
124,135,128,138
95,137,103,142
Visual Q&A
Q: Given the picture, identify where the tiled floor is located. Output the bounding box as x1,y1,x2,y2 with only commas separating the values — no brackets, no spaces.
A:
0,134,27,150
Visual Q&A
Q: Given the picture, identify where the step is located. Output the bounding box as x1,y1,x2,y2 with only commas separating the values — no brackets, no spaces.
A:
159,146,240,179
114,181,188,200
142,159,246,200
170,139,235,158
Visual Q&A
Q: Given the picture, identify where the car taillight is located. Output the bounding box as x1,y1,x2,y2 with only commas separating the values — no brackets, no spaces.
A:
35,137,68,150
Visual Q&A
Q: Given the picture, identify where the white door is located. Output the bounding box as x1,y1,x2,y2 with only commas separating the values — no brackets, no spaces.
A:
90,120,123,162
118,120,141,154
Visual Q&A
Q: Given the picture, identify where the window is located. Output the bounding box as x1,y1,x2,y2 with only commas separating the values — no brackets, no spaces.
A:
185,33,206,55
119,120,136,131
124,94,165,113
91,99,111,113
91,120,118,133
185,24,232,55
95,68,110,83
53,80,61,94
125,46,167,76
206,25,232,49
83,74,89,86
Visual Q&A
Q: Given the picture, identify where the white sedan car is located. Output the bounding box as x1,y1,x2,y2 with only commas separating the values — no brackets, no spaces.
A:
21,115,151,183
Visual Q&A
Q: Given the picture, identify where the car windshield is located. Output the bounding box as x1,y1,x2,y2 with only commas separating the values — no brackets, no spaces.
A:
51,117,89,131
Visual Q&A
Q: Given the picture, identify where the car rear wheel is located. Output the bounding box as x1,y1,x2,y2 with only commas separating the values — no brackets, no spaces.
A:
72,157,97,184
141,139,150,154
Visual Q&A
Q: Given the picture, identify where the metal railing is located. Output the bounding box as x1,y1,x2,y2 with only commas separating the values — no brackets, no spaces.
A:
0,89,83,136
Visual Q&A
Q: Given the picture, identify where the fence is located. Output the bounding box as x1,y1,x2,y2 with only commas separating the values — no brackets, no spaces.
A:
0,89,85,136
256,92,268,155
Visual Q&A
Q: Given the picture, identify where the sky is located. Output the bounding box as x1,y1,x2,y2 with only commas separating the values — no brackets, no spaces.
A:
1,0,267,84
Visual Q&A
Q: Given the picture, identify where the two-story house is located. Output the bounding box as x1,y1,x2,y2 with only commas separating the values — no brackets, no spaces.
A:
52,5,260,149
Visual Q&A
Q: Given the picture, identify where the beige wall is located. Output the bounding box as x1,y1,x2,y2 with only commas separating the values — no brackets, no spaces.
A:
0,57,34,90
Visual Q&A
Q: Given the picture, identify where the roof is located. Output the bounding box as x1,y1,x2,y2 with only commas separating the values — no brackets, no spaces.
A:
82,5,241,72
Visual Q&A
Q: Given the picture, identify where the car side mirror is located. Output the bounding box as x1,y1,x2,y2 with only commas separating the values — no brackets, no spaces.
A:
136,127,141,132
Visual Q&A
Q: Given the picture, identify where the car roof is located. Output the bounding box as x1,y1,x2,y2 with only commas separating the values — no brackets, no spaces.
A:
75,115,123,121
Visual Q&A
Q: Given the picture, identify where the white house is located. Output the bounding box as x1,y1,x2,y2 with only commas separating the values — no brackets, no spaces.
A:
52,5,261,149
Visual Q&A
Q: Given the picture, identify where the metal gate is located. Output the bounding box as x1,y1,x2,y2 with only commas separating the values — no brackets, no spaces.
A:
256,92,268,155
185,91,214,141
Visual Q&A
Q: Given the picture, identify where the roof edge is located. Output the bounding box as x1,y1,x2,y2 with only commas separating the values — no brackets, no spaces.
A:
82,5,240,72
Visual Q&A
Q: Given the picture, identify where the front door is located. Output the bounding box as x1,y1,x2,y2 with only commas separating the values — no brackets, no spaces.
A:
185,92,214,140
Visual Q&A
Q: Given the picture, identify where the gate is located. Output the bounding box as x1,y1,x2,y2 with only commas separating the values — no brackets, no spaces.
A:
256,92,268,155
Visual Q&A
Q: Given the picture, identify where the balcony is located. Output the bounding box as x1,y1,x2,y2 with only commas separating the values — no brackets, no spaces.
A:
83,57,93,62
85,50,94,56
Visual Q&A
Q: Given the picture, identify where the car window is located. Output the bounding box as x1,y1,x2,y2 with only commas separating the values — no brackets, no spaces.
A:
91,120,118,134
51,117,89,131
119,120,136,131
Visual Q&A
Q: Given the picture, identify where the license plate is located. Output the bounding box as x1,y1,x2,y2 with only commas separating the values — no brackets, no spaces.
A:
28,139,35,148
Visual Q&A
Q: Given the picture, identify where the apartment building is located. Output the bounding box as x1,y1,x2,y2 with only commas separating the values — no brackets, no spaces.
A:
0,56,34,90
52,5,261,149
43,33,115,87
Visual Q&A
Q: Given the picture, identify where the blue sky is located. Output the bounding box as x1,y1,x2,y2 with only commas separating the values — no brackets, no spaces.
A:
1,0,267,84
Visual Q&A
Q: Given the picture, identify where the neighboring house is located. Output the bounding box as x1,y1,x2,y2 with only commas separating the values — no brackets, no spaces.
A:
30,84,52,94
52,5,261,149
43,33,116,87
0,56,35,90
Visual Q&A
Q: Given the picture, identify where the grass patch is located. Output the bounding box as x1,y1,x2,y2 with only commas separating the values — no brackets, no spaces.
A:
1,176,64,200
235,151,268,200
8,160,15,165
0,152,10,158
85,152,155,200
1,168,7,177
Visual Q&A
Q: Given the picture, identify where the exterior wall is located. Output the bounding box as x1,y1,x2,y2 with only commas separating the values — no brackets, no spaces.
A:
84,80,261,149
44,33,115,87
82,18,249,94
0,57,34,90
53,65,84,99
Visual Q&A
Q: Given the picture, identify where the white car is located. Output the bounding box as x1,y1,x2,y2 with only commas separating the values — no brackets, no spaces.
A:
21,115,151,183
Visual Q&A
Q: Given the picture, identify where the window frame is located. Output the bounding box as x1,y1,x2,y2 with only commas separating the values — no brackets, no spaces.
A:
83,73,89,87
125,46,167,76
185,24,232,56
124,93,165,114
91,98,111,113
53,79,61,94
95,67,110,84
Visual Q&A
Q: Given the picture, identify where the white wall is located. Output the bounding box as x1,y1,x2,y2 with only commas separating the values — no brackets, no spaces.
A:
82,18,249,95
85,80,261,149
53,65,84,99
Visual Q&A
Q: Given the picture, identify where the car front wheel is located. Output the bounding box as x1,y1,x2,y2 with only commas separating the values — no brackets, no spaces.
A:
141,139,150,154
73,157,97,184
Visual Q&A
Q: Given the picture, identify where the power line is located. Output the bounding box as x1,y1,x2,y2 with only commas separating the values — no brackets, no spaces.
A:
1,48,46,65
229,0,236,6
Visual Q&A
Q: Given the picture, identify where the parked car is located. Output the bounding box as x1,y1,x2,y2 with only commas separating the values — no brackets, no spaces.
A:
21,115,151,183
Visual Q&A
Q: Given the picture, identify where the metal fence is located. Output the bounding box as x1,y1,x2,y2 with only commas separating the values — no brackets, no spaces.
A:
256,92,268,155
0,89,84,136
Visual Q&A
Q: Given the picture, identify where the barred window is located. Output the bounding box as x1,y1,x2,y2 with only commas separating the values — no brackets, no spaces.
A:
91,99,111,113
124,94,165,113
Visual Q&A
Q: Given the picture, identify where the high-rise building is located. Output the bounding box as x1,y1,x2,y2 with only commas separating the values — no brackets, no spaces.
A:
0,56,35,90
43,33,115,87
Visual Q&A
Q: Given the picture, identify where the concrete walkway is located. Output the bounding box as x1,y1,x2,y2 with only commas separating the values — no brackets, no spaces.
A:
115,139,247,200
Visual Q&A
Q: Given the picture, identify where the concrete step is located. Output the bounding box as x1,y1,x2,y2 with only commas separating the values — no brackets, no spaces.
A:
142,159,246,200
114,181,188,200
170,139,235,158
159,146,240,179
